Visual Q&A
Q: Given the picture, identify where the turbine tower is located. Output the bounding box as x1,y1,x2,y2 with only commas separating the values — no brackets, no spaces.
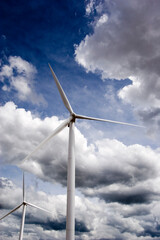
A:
22,64,142,240
0,173,50,240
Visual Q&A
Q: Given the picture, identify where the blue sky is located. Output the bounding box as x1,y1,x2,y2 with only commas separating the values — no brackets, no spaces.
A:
1,0,160,239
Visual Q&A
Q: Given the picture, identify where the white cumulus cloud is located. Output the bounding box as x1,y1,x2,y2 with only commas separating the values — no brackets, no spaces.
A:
75,0,160,130
1,102,160,239
0,56,45,105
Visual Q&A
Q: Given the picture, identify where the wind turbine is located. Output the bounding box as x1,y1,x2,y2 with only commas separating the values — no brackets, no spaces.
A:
22,64,142,240
0,173,50,240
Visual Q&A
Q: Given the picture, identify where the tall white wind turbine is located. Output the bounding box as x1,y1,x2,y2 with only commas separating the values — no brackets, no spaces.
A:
0,173,50,240
22,64,142,240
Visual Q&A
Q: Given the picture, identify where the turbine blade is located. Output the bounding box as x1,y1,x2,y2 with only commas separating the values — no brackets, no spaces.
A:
0,204,23,220
22,116,72,162
75,114,143,128
23,172,25,202
25,201,50,214
49,64,73,114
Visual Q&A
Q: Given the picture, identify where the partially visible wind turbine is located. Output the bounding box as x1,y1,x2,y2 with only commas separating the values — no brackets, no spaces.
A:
22,64,143,240
0,173,50,240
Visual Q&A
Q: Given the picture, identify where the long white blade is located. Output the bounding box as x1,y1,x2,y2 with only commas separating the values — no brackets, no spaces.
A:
0,204,23,220
25,201,50,214
23,172,25,202
49,64,73,114
22,116,72,162
75,114,143,128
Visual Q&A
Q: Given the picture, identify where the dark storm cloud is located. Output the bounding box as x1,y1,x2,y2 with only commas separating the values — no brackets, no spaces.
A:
138,108,160,123
10,210,22,220
38,138,159,191
36,151,160,206
25,214,66,231
39,148,157,191
123,205,150,218
99,239,123,240
82,176,160,205
75,156,157,189
0,203,16,210
140,224,160,238
0,203,8,210
25,214,90,234
98,189,156,205
39,156,68,186
138,108,160,133
75,168,132,188
39,157,134,188
75,219,90,234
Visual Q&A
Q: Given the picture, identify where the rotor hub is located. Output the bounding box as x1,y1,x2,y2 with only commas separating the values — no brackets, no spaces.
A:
71,112,76,122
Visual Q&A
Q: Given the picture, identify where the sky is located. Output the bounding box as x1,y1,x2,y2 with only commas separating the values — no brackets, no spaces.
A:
0,0,160,239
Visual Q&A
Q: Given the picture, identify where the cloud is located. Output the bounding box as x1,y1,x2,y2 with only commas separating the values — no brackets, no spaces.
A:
25,216,89,234
83,177,160,205
75,0,160,130
85,0,95,15
1,174,160,239
1,102,160,204
0,56,46,105
1,102,160,238
0,177,13,189
0,177,21,209
0,177,104,239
